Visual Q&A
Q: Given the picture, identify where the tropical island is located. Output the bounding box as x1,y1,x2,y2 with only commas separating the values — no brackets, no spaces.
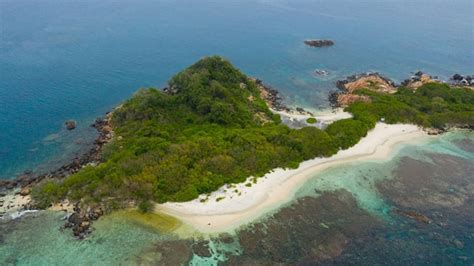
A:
2,56,473,237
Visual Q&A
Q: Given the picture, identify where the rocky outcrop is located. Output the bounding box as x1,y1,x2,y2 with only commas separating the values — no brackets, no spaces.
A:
63,203,104,239
330,72,395,107
401,71,438,89
252,78,290,113
336,72,396,94
449,74,473,87
304,39,334,48
252,78,313,116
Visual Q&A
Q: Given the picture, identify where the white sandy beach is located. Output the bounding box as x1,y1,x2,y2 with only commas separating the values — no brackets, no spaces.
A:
275,108,353,129
157,122,430,233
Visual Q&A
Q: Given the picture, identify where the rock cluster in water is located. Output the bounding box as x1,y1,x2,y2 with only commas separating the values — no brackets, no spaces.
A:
304,39,334,48
63,203,104,239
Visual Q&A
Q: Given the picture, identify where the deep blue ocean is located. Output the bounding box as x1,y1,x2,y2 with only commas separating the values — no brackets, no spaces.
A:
0,0,473,179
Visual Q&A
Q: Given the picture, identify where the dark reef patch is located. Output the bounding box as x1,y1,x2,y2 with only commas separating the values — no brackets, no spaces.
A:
225,190,384,265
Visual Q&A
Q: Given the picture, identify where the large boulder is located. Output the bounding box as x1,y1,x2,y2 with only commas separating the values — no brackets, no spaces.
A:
67,212,82,225
19,187,30,196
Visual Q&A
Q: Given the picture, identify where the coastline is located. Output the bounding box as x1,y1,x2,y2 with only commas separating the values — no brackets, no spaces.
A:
156,122,430,234
0,113,114,220
2,72,468,235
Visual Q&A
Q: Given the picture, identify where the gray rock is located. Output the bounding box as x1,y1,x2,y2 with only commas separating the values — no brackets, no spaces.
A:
65,120,77,130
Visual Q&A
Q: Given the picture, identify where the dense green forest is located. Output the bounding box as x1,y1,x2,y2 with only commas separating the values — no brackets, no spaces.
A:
32,56,474,210
347,83,474,129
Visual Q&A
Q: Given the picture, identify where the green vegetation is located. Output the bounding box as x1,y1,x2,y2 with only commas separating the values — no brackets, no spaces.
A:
32,56,474,211
137,200,154,213
347,83,474,129
306,117,317,124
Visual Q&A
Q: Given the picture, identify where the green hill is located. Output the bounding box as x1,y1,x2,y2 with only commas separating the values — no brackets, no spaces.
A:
32,56,474,211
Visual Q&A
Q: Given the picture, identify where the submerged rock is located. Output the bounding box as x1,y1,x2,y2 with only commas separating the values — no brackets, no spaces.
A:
314,69,329,77
192,241,212,257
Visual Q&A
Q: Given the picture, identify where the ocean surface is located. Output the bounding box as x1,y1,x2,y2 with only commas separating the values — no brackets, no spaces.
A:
1,130,473,265
1,0,473,179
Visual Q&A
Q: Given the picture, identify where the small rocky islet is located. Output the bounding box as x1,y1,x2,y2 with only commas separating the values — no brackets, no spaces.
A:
304,39,335,48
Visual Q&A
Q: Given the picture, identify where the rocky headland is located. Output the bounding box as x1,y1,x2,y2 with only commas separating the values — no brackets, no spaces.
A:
330,72,395,108
330,71,474,135
330,71,474,108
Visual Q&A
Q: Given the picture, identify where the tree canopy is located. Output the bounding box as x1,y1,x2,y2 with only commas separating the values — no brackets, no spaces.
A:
32,56,474,210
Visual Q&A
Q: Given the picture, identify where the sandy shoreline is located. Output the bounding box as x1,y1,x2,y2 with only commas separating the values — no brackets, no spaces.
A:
156,122,430,234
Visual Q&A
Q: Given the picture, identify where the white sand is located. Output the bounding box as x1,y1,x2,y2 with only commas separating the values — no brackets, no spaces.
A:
157,123,429,233
275,108,352,125
0,189,32,220
312,108,353,123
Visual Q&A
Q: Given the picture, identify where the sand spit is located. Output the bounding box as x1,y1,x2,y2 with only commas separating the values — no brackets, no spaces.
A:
157,123,429,233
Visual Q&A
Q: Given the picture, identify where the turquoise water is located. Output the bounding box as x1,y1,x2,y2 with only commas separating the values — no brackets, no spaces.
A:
1,0,473,179
295,130,474,216
2,131,473,265
0,211,177,265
